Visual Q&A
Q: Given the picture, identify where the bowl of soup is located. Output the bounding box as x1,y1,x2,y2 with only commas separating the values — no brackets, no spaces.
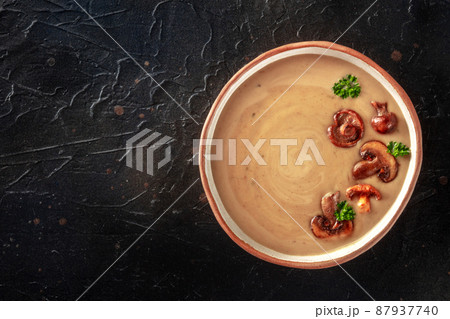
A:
198,41,422,268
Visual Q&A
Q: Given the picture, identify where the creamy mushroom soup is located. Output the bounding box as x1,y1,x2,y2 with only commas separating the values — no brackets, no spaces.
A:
210,54,411,256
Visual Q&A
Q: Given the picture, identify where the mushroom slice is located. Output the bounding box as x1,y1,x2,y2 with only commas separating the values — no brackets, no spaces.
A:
352,140,399,183
370,101,398,134
310,192,354,238
321,191,340,225
311,216,333,238
327,109,364,148
311,216,353,239
346,184,381,213
338,220,354,237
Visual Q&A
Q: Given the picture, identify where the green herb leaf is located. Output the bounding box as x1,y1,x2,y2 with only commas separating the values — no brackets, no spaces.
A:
334,201,355,221
332,74,361,99
387,141,411,157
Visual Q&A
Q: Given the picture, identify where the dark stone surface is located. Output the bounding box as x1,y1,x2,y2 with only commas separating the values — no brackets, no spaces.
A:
0,0,449,300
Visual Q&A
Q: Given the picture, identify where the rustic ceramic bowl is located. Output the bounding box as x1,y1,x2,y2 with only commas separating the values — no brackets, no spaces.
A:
199,41,422,268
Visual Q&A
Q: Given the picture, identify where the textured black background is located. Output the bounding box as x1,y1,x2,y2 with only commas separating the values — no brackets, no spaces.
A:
0,0,449,301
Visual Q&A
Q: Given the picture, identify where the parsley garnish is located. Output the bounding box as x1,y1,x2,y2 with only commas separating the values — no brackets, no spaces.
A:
387,141,411,157
334,201,355,221
332,74,361,99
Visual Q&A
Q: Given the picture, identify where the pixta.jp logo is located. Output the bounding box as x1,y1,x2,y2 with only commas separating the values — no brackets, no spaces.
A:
125,129,173,176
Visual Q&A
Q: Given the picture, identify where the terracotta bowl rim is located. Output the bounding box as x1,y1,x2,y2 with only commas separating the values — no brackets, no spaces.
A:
198,41,423,269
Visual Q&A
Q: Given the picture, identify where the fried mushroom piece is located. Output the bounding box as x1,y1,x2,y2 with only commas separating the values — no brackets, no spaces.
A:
310,191,354,239
311,216,353,239
352,140,399,183
370,101,398,134
327,109,364,148
346,184,381,213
